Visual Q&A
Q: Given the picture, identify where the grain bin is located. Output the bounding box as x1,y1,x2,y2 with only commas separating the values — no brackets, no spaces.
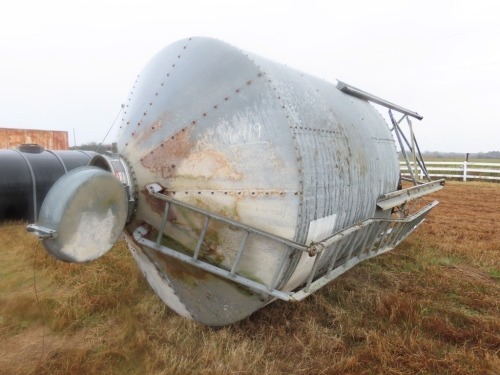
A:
28,37,444,326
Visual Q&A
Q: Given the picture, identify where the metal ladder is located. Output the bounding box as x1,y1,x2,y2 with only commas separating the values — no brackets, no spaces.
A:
133,183,438,302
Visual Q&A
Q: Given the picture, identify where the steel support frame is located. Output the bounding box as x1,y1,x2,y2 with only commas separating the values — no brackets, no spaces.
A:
336,80,432,186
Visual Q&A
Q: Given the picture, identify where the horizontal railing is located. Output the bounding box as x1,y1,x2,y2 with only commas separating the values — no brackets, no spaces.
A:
400,161,500,182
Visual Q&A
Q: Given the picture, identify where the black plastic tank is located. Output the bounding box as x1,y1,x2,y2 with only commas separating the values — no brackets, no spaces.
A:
0,144,95,222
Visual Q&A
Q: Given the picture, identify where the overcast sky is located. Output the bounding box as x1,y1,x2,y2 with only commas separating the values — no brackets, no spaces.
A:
0,0,499,152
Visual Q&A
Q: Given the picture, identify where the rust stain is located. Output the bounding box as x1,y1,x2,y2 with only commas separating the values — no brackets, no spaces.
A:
142,191,167,216
141,126,193,178
177,148,243,181
141,125,243,182
201,227,225,264
135,120,163,144
0,128,69,150
152,247,210,283
141,189,178,222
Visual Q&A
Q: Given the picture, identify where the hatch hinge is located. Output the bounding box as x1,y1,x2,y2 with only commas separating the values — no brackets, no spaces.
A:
26,224,58,239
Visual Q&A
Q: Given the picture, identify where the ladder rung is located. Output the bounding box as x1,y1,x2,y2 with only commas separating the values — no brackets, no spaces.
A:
230,231,250,275
193,216,210,260
304,252,323,293
156,202,171,247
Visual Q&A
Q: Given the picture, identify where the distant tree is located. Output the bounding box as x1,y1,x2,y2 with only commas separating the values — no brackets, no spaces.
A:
70,142,114,153
476,151,500,159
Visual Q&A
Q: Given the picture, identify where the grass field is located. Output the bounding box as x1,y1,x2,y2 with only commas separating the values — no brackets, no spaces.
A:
422,158,500,163
1,181,499,374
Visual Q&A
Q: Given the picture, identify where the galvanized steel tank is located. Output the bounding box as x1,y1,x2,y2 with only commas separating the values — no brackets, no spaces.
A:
30,37,443,327
115,37,400,325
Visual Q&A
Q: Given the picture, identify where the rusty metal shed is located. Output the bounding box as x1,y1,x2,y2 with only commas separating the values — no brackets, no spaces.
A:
0,127,69,150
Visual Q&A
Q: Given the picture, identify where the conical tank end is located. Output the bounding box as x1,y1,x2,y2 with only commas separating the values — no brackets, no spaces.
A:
34,166,128,262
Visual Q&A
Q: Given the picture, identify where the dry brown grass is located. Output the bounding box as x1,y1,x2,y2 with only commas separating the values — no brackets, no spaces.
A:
1,181,499,374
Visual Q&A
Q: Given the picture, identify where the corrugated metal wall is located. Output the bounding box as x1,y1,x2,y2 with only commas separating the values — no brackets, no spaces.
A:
0,128,69,150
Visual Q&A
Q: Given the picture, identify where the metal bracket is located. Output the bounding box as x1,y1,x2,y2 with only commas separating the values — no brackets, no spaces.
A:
377,179,445,211
336,80,423,120
336,80,433,186
26,224,58,239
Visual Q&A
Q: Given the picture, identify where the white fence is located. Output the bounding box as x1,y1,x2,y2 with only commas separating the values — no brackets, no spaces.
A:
400,161,500,182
